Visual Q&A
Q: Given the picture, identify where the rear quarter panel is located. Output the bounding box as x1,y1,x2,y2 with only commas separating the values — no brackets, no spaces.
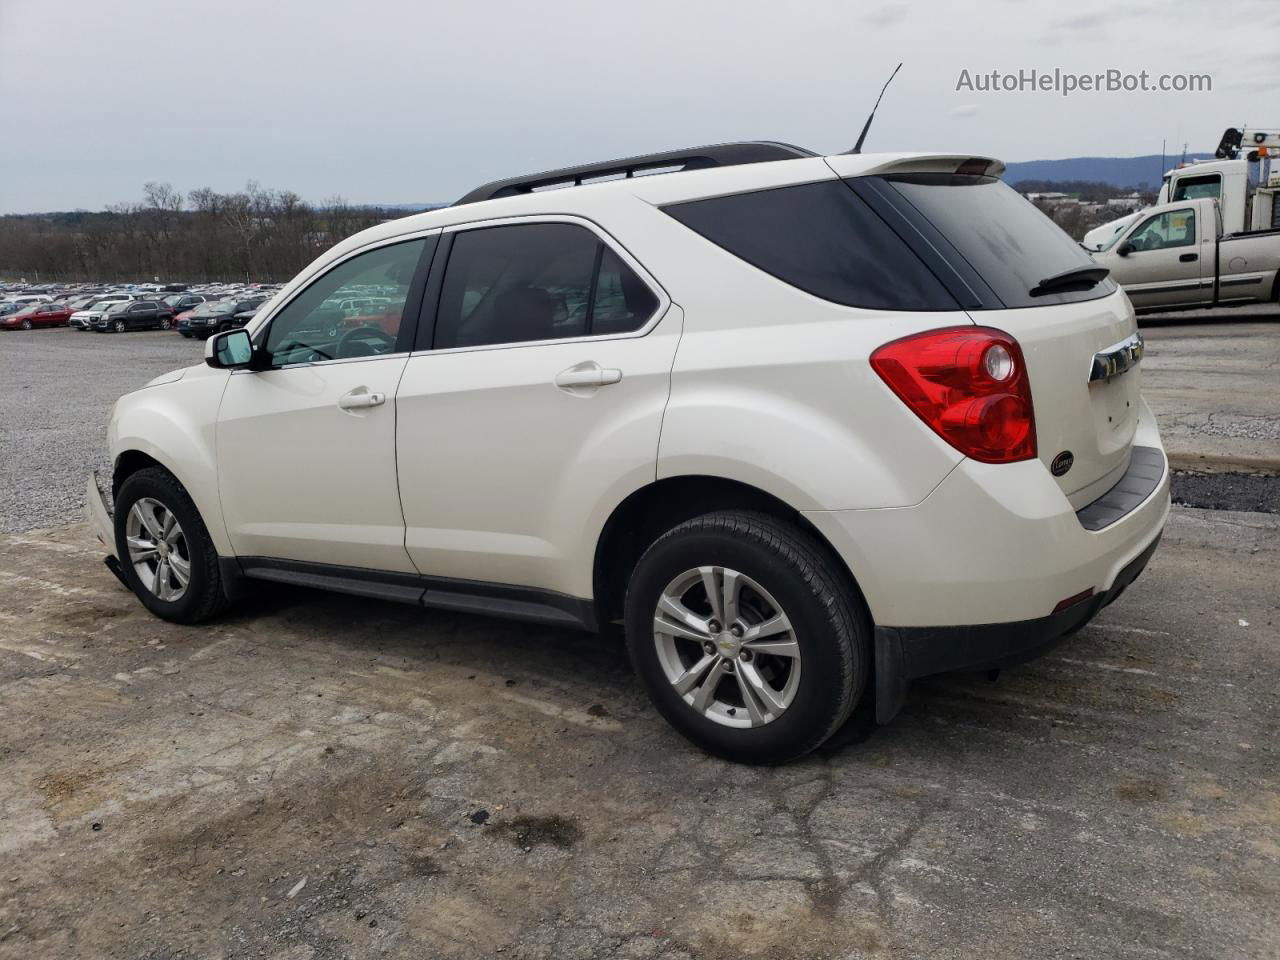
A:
622,197,968,510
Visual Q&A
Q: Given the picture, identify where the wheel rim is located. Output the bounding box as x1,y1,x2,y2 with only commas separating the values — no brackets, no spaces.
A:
115,320,125,332
125,497,191,601
21,320,31,329
160,317,171,329
653,566,801,729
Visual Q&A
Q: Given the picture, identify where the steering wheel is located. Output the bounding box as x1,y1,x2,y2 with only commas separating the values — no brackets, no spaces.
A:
336,325,396,358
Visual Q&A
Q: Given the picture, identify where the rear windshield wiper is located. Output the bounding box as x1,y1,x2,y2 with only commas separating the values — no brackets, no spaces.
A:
1029,265,1110,297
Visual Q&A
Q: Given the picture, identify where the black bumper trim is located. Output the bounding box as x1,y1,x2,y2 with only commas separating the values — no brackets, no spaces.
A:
1075,445,1165,531
872,529,1163,723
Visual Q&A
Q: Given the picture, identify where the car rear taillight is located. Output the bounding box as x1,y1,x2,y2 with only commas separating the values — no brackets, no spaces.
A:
870,326,1036,463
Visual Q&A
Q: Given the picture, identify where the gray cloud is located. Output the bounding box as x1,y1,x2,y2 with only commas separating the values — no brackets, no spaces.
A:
0,0,1271,213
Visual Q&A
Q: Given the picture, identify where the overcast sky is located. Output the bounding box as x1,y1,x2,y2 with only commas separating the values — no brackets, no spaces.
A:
2,0,1276,213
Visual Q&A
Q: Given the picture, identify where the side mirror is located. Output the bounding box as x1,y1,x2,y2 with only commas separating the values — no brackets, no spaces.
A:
1116,242,1134,257
205,328,255,369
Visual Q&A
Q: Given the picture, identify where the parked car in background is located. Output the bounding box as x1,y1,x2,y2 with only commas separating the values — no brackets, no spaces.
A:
92,299,175,333
71,296,136,329
231,300,271,329
176,296,268,339
2,294,54,307
164,293,209,314
1,302,74,329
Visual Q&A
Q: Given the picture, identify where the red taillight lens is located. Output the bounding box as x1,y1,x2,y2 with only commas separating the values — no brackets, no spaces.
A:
870,326,1037,463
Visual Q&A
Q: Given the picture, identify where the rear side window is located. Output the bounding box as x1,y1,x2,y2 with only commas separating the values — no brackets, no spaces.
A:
434,223,659,349
882,174,1117,308
1171,174,1221,202
663,181,959,311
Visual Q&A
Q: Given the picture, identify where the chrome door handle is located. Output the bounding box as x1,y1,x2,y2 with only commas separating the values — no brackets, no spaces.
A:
338,388,386,410
554,363,623,390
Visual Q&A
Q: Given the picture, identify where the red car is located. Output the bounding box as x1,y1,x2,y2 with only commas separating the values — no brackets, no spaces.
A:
1,302,74,330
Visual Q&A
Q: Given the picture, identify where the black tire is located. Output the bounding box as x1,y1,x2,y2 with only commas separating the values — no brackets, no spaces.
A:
113,466,227,624
159,316,172,330
624,511,868,765
20,319,32,330
113,319,126,333
179,330,191,338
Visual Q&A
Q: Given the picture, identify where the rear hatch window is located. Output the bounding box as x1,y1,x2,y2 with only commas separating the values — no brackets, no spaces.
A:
664,174,1114,312
876,174,1117,309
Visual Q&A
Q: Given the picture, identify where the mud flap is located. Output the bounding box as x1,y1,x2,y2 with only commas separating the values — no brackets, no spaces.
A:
873,626,909,724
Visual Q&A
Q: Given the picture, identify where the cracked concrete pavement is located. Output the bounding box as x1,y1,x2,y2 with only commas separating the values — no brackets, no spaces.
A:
0,316,1278,959
0,510,1276,959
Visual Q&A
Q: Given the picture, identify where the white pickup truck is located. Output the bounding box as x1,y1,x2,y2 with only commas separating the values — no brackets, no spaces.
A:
1090,196,1280,312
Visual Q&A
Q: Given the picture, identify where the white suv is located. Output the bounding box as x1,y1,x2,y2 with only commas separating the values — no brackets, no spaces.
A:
89,143,1169,763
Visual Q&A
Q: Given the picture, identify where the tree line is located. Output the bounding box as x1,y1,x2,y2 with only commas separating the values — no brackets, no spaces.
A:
0,182,412,283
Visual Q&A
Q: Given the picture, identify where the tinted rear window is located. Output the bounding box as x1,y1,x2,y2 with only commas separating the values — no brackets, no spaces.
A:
663,181,959,311
882,174,1116,307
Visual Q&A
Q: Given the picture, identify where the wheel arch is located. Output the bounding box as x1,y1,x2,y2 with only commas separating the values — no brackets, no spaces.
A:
591,474,871,633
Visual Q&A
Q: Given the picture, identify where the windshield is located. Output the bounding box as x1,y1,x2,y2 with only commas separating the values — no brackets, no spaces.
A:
194,301,231,314
882,174,1117,307
106,301,131,313
1096,218,1136,253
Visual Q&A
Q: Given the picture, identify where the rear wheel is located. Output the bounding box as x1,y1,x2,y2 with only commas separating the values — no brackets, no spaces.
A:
114,467,227,624
159,316,172,330
624,511,867,764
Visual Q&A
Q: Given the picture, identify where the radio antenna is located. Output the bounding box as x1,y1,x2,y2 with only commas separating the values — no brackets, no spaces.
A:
848,62,903,154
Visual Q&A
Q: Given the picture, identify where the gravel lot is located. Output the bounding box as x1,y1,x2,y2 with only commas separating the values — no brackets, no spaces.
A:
0,316,1277,959
0,327,200,533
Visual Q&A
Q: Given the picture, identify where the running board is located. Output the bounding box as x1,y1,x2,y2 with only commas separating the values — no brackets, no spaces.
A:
234,557,597,632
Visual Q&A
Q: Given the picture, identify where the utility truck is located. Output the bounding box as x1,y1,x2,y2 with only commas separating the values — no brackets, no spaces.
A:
1083,127,1280,252
1090,127,1280,311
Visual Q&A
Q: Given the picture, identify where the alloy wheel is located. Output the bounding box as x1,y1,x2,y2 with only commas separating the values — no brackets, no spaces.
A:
20,319,32,330
653,566,801,728
114,320,126,333
125,497,191,601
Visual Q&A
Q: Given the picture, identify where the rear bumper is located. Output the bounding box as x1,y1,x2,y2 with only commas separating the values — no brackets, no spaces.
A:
872,528,1160,717
804,399,1169,628
803,399,1170,722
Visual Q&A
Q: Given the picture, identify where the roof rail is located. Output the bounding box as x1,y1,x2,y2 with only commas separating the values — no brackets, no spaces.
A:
454,141,817,205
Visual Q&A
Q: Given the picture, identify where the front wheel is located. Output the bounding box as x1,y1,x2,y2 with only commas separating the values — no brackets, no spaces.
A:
113,319,126,333
20,319,32,330
624,511,868,764
113,467,227,624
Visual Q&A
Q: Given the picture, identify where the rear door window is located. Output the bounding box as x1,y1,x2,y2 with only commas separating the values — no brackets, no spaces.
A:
432,223,659,349
880,174,1117,308
663,181,958,311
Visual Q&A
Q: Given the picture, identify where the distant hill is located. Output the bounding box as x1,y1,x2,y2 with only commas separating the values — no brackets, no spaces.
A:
1003,154,1213,191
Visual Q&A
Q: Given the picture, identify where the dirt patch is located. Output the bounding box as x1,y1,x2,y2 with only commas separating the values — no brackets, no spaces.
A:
1116,778,1170,804
495,814,582,850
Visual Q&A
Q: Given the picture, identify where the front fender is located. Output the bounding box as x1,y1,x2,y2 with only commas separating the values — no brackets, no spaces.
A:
110,367,232,555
